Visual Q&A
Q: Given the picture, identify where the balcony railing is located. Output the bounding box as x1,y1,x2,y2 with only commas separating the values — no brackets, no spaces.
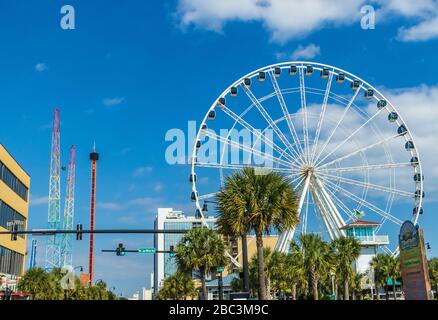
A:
352,235,389,244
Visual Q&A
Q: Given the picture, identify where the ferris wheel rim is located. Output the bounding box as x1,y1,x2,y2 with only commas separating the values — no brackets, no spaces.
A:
190,61,424,256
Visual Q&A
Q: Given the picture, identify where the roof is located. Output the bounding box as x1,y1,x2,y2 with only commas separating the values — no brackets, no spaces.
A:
340,220,381,229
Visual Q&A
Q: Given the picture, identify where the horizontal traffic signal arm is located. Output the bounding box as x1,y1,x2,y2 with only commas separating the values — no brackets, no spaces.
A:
101,250,174,254
0,229,189,236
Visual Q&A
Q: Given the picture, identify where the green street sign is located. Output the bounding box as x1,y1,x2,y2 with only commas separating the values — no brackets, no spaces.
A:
217,266,225,273
138,248,156,254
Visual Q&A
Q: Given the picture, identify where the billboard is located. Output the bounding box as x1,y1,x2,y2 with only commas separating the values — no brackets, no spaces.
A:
399,221,432,300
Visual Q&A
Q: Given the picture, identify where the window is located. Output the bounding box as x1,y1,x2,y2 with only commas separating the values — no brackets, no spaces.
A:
0,245,24,276
0,201,26,238
0,161,28,201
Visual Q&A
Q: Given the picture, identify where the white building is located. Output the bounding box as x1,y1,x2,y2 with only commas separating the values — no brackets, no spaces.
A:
142,287,153,300
153,208,216,295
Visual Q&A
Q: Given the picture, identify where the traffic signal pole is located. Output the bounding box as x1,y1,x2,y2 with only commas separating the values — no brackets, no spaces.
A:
0,228,189,237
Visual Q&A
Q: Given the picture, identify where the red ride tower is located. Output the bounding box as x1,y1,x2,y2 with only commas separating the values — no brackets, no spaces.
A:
88,145,99,286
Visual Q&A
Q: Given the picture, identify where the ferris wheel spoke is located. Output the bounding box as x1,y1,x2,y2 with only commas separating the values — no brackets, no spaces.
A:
318,162,412,173
324,184,358,222
299,66,310,163
318,133,403,169
319,176,403,226
194,161,299,174
220,106,302,166
203,130,293,168
315,104,386,167
198,192,218,200
241,84,300,161
317,171,414,198
312,87,361,165
268,71,306,160
310,71,334,164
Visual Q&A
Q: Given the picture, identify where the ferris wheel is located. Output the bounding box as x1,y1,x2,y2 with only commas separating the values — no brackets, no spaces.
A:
189,61,424,263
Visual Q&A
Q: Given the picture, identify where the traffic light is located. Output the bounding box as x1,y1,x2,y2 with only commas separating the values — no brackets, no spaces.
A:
169,245,175,257
76,223,83,240
116,243,125,256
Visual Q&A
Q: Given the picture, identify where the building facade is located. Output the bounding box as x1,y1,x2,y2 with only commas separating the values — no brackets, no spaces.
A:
153,208,216,294
0,144,30,291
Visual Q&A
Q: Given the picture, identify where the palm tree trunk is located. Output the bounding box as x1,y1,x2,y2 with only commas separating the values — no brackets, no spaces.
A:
392,280,397,300
200,268,208,300
255,232,267,300
241,232,250,293
344,279,349,300
266,276,271,300
375,285,380,300
292,284,297,300
310,267,318,300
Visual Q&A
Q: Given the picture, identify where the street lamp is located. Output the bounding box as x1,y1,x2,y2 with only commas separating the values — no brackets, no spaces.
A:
73,266,83,272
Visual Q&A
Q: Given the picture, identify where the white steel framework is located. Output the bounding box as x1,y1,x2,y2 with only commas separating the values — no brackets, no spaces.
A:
190,62,424,264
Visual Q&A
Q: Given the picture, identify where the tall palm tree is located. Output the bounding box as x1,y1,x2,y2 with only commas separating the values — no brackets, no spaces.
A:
387,255,401,300
175,227,227,300
370,253,391,300
287,242,307,300
216,168,299,300
331,236,361,300
298,233,331,300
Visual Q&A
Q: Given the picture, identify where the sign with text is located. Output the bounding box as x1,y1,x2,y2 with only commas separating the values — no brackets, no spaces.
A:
138,248,156,254
399,221,432,300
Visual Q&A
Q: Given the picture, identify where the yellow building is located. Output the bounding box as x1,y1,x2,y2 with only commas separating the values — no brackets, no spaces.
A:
0,144,30,284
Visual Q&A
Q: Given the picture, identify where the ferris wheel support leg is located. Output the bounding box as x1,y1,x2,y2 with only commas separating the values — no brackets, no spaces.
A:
314,177,346,237
310,185,337,241
276,174,311,253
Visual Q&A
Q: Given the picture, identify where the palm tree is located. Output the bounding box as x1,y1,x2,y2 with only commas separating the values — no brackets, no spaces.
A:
387,255,401,300
350,272,364,300
156,272,197,300
17,267,51,300
370,253,391,300
216,168,299,300
428,258,438,298
298,233,331,300
287,242,307,300
175,227,227,300
331,236,361,300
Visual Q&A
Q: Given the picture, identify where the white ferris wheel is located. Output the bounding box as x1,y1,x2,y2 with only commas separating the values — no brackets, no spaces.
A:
189,62,424,264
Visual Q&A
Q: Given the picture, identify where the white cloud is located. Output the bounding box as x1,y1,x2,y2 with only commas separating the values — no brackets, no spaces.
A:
290,44,320,60
175,0,438,43
97,202,124,210
385,84,438,193
35,63,48,72
29,195,48,206
132,166,154,177
103,97,125,106
397,16,438,41
132,166,153,177
154,183,163,192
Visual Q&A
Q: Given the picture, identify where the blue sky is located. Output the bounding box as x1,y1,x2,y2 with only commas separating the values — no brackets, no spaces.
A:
0,0,438,296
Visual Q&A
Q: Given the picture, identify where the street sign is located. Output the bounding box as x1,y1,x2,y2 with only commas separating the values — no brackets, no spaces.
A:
138,248,156,254
399,221,432,300
217,266,225,273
